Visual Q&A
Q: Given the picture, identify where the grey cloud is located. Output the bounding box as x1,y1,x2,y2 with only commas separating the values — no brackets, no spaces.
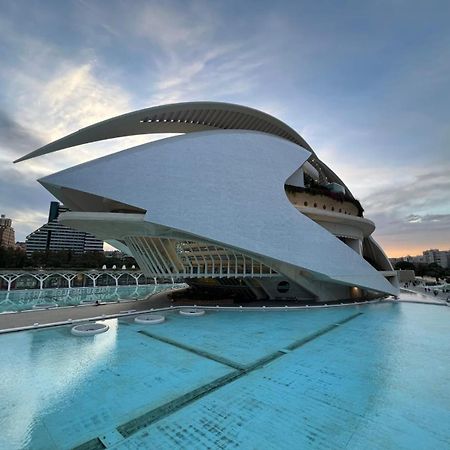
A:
0,174,52,240
0,109,43,156
371,211,450,237
399,213,450,231
0,163,37,187
406,213,450,225
361,166,450,216
363,169,450,252
406,214,422,223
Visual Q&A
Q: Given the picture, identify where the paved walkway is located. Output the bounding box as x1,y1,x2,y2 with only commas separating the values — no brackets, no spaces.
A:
419,285,449,301
399,287,448,305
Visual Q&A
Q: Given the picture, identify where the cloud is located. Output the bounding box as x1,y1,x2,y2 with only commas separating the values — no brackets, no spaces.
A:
0,27,151,239
0,110,44,156
348,164,450,256
307,147,449,266
1,0,449,254
371,211,450,257
136,5,267,106
74,1,270,106
0,175,51,241
10,62,131,144
405,214,450,226
4,57,158,171
406,214,422,224
361,165,450,217
134,1,214,51
378,213,450,235
9,209,49,241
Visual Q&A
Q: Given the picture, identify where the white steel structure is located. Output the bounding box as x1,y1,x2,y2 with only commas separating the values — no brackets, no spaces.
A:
16,102,398,302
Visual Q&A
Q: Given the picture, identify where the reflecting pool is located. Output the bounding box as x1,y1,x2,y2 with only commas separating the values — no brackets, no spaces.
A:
0,298,448,449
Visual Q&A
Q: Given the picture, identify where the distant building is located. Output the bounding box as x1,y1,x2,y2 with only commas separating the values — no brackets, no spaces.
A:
423,249,450,268
390,249,449,268
15,241,26,251
400,254,426,264
411,254,426,264
25,202,103,256
0,214,15,248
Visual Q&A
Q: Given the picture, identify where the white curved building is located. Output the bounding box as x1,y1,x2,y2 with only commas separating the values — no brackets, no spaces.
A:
16,102,398,302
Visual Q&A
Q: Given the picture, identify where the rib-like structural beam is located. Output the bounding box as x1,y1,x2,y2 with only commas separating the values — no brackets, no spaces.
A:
39,130,397,297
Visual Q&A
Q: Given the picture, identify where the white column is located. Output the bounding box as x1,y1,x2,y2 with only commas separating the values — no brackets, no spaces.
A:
61,273,77,288
33,274,50,290
110,273,124,287
0,274,21,291
130,272,143,286
85,272,101,287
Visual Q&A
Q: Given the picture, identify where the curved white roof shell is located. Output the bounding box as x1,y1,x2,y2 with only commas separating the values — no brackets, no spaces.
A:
15,101,353,198
15,101,312,162
39,130,397,296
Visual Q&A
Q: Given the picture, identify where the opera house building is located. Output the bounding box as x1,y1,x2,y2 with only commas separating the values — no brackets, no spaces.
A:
16,102,399,303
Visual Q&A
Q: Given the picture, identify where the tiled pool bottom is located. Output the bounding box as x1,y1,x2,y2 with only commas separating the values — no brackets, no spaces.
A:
0,302,449,449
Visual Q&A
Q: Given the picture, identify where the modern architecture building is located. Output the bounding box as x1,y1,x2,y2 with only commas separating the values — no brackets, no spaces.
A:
16,102,398,302
0,214,15,248
25,202,103,256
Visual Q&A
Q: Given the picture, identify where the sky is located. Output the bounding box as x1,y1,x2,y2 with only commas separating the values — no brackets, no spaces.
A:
0,0,449,257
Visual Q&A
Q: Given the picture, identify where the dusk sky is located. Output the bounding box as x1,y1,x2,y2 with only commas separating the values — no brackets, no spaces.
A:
0,0,449,257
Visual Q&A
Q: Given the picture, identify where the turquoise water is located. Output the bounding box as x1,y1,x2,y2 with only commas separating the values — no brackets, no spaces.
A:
0,284,179,313
0,299,449,449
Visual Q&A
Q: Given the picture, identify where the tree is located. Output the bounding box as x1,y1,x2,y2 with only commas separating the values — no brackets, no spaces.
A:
0,248,137,270
0,247,27,268
424,263,445,282
394,261,415,271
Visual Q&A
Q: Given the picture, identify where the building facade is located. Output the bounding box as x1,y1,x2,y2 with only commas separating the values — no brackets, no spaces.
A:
16,102,398,302
391,249,450,268
25,202,103,256
0,214,15,248
423,249,450,268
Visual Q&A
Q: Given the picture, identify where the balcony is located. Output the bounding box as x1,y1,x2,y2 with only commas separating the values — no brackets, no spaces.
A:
285,184,364,217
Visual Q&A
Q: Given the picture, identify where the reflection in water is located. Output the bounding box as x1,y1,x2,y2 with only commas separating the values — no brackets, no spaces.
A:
0,284,185,313
0,320,118,449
